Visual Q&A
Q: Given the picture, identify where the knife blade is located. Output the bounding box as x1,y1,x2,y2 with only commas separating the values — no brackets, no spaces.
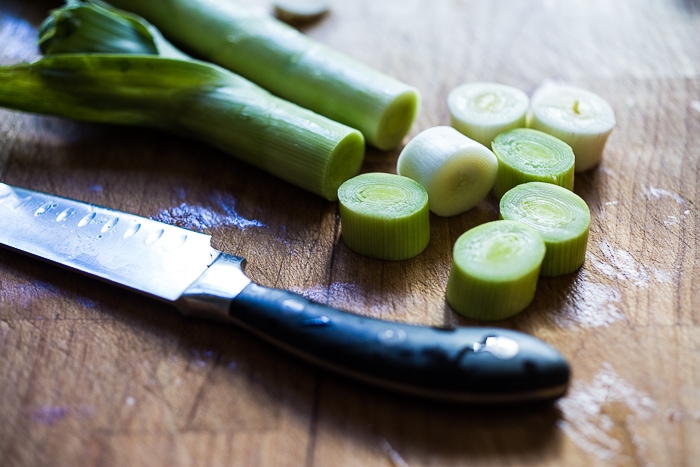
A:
0,182,570,403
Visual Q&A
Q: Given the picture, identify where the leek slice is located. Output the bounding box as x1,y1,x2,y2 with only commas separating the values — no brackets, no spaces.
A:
527,83,616,172
108,0,420,150
0,54,364,200
338,173,430,260
499,182,590,277
491,128,575,199
396,126,498,217
273,0,330,23
447,82,529,148
446,220,545,320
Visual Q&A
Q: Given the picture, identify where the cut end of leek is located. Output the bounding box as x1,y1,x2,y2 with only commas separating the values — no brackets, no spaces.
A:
499,182,590,277
448,82,529,148
273,0,330,23
338,172,430,260
527,83,616,172
373,87,421,151
491,128,575,199
396,126,498,217
322,130,366,201
446,220,545,320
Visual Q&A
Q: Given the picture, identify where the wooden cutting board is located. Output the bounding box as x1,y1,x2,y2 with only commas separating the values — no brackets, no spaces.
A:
1,0,698,465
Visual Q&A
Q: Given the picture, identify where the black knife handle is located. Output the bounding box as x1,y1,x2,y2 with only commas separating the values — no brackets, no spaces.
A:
229,282,570,403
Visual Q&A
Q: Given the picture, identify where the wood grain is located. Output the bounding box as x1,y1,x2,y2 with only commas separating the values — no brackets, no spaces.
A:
1,0,699,466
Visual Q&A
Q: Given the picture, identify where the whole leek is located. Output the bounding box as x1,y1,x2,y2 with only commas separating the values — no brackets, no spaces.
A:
0,54,365,200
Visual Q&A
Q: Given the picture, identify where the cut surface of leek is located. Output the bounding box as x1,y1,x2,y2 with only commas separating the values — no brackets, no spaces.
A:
396,126,498,217
491,128,575,199
448,82,529,148
338,173,430,260
499,182,590,277
527,83,616,172
108,0,420,150
446,220,545,320
0,54,364,200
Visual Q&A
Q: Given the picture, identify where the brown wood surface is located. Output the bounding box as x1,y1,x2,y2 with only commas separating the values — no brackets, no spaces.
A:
1,0,699,466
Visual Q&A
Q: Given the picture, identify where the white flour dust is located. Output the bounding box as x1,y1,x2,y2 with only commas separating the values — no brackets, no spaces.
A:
691,100,700,114
643,185,691,227
151,193,265,232
557,363,656,464
643,186,686,206
589,240,672,289
292,282,358,303
555,274,625,328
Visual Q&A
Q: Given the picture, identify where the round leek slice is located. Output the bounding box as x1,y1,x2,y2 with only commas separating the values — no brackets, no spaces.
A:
447,82,529,148
446,220,545,320
273,0,330,23
396,126,498,217
338,172,430,260
527,83,616,172
491,128,575,199
500,182,590,277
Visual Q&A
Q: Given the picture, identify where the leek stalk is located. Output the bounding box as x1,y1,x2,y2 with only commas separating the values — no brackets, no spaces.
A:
106,0,420,150
0,54,364,200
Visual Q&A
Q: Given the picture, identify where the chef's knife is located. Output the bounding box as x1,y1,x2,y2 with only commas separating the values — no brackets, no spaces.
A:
0,182,570,403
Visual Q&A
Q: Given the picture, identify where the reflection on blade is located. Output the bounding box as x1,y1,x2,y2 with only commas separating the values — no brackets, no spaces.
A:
0,183,219,302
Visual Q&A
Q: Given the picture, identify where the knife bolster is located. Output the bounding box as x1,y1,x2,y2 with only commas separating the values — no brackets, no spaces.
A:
175,252,252,322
